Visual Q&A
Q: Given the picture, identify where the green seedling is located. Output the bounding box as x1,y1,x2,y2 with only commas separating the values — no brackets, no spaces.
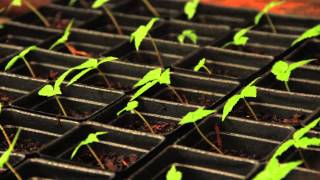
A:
271,59,315,92
142,0,160,17
5,45,37,78
10,0,50,27
117,101,155,134
254,0,286,33
222,26,254,48
291,24,320,46
177,29,198,44
166,164,182,180
131,17,164,67
222,78,260,122
49,19,74,50
179,107,222,153
71,132,107,170
193,58,212,74
131,68,185,104
0,128,22,180
184,0,200,20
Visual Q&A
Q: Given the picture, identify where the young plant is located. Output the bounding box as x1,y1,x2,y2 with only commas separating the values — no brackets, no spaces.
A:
179,107,222,153
291,24,320,46
166,164,182,180
271,59,315,92
222,26,254,48
4,45,37,78
193,58,212,74
184,0,200,20
131,17,163,67
0,128,22,180
177,29,198,45
141,0,160,17
222,78,260,122
254,0,286,33
117,100,154,134
131,68,185,104
71,132,107,170
49,19,73,50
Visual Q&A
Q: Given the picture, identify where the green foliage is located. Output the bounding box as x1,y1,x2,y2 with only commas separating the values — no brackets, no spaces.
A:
117,101,139,116
130,17,159,50
291,24,320,46
5,45,37,71
70,132,107,159
222,78,260,121
179,107,216,125
0,128,21,168
166,164,182,180
177,29,198,44
193,58,207,72
223,26,253,48
11,0,22,6
92,0,110,9
254,0,286,25
184,0,200,20
0,103,2,112
38,84,62,97
49,19,74,50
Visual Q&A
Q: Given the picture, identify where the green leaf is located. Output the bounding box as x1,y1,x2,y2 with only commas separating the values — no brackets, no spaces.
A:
179,107,216,125
288,59,316,71
166,164,182,180
233,26,253,46
11,0,22,6
98,56,118,65
294,137,320,149
222,95,241,121
131,80,158,101
117,101,139,116
133,68,162,88
193,58,206,72
275,160,302,180
254,0,286,25
92,0,110,9
240,77,260,98
184,0,200,20
293,116,320,141
68,0,78,6
130,18,159,50
38,84,61,97
177,29,198,44
272,140,295,158
67,68,94,86
291,24,320,46
0,128,21,168
70,132,107,159
49,19,74,50
159,68,171,85
5,45,37,71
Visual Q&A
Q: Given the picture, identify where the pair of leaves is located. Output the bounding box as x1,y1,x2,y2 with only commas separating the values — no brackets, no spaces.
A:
222,78,260,121
131,68,171,101
271,59,315,82
0,128,21,168
130,17,159,50
117,101,139,116
179,107,216,125
223,26,253,48
177,29,198,44
193,58,207,72
254,0,286,25
184,0,200,20
166,164,182,180
49,19,74,50
291,24,320,46
5,45,37,71
70,132,107,159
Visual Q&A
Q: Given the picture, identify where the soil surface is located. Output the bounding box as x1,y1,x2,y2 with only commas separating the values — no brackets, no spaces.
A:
0,132,43,153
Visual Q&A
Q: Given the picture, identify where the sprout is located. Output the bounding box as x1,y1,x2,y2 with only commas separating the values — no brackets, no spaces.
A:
49,20,74,50
166,164,182,180
177,29,198,44
184,0,200,20
193,58,212,74
291,24,320,46
222,26,254,48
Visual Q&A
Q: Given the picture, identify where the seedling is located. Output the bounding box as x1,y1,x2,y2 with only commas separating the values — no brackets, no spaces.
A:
71,132,107,170
177,29,198,44
184,0,200,20
222,78,260,122
166,164,182,180
222,26,254,48
131,17,164,67
141,0,160,17
179,107,222,153
271,59,315,92
291,24,320,46
117,100,154,134
254,0,286,33
193,58,212,74
131,68,185,104
0,128,22,180
4,45,37,78
49,20,74,51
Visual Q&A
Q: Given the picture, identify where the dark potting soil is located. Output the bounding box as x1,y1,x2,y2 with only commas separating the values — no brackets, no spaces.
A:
123,52,161,66
0,91,15,105
226,44,268,55
14,65,60,80
0,133,43,153
28,13,71,29
82,76,133,92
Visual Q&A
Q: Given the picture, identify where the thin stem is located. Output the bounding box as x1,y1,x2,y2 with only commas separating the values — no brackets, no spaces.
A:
221,42,233,49
6,162,22,180
243,98,259,121
298,149,310,169
265,14,277,34
133,110,155,134
22,57,36,78
54,96,68,117
24,0,50,27
102,6,123,35
148,34,164,67
167,85,185,104
203,66,212,75
142,0,160,17
0,124,12,147
194,122,223,154
284,81,291,92
97,68,112,88
86,144,105,170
